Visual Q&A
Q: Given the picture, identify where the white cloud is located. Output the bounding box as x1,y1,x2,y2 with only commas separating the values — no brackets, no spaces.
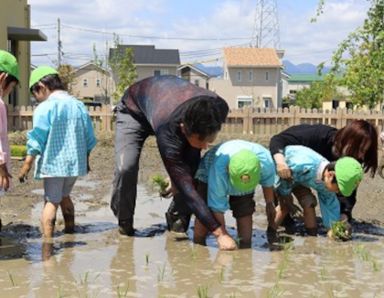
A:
29,0,370,66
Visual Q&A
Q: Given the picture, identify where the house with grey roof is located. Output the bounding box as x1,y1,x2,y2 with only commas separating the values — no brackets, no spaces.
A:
178,63,223,89
109,45,180,82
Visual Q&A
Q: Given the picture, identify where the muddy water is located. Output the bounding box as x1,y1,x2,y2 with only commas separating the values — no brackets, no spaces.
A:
1,179,384,298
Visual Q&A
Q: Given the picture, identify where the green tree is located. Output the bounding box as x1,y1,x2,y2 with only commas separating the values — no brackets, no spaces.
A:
295,79,343,109
57,64,75,93
317,0,384,109
109,34,137,103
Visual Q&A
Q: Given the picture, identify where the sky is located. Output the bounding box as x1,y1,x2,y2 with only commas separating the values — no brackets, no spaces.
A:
28,0,370,67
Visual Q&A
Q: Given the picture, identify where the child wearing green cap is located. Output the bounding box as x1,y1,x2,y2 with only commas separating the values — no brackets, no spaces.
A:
0,50,19,224
193,140,277,249
274,145,363,237
18,66,97,240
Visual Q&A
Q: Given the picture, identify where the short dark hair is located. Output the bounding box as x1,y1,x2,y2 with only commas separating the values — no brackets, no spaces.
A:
333,119,377,177
324,161,337,184
182,96,227,140
0,71,18,89
30,74,65,94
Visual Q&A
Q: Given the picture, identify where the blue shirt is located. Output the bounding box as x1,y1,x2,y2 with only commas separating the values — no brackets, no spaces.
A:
27,91,97,179
276,145,340,228
195,140,276,213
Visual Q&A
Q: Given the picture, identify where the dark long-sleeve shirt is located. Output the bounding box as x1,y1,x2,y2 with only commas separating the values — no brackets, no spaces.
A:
120,75,229,231
270,124,337,161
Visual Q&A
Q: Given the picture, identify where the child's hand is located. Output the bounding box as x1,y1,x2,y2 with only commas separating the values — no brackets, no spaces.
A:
19,163,31,183
0,163,12,190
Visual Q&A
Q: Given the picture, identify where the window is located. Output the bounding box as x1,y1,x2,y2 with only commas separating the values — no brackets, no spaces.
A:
248,71,253,82
194,79,200,87
96,79,101,87
237,71,242,82
237,96,253,108
263,97,272,108
265,72,269,81
154,70,161,76
332,100,339,109
160,69,169,75
289,90,297,94
83,79,88,87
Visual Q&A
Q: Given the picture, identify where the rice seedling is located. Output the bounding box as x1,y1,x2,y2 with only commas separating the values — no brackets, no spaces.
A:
353,244,381,272
197,285,209,298
7,271,15,286
267,283,284,298
330,221,351,241
145,253,150,266
116,284,129,298
78,271,90,285
157,263,167,282
218,266,225,283
152,174,169,197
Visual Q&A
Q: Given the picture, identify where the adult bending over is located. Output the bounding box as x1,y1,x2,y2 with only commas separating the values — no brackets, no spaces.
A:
270,120,377,224
111,75,236,250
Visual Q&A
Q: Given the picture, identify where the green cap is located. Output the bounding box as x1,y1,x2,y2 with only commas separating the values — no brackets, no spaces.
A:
29,66,58,88
335,157,363,197
0,50,19,81
229,149,261,192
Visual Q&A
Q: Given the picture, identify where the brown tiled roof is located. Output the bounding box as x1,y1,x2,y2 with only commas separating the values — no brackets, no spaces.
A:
223,47,281,67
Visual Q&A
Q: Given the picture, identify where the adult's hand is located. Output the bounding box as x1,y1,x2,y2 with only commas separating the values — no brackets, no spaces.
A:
213,226,237,250
217,234,237,250
0,163,11,190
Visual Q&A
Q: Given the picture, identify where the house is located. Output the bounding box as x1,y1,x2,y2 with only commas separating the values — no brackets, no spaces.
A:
0,0,47,106
178,63,223,89
286,74,353,110
209,47,284,109
109,45,180,82
70,62,115,104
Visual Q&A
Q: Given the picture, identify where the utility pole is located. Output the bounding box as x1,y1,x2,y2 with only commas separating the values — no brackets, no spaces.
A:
57,18,62,67
251,0,280,49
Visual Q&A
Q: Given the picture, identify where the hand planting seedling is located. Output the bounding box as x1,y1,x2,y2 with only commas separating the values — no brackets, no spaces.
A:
329,221,352,241
152,174,171,198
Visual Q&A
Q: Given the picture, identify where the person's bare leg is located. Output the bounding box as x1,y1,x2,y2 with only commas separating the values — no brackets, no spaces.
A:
193,218,208,245
236,215,253,248
60,196,75,233
303,206,317,236
41,202,59,238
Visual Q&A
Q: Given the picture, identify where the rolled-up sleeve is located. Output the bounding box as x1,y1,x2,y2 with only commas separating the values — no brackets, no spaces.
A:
27,106,50,156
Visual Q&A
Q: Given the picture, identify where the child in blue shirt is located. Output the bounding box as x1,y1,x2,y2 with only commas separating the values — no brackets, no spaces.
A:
274,145,363,236
19,66,97,239
194,140,276,249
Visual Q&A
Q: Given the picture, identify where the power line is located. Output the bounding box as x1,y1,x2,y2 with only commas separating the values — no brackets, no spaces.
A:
61,23,252,41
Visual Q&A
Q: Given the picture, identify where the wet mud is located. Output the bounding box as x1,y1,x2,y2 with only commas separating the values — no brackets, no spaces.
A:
1,137,384,297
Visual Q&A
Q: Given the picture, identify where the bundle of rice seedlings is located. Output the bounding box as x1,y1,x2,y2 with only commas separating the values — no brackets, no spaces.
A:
330,221,351,241
10,145,27,158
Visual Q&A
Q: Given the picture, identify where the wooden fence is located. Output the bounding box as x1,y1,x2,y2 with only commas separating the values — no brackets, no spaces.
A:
7,105,384,136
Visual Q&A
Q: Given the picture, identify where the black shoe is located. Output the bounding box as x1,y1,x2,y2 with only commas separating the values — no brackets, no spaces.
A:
165,212,189,233
118,220,135,236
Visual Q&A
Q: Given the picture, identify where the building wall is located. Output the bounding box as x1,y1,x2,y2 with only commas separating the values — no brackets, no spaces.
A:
71,66,115,102
135,65,178,82
209,78,279,109
0,0,31,106
212,66,280,109
179,68,209,89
